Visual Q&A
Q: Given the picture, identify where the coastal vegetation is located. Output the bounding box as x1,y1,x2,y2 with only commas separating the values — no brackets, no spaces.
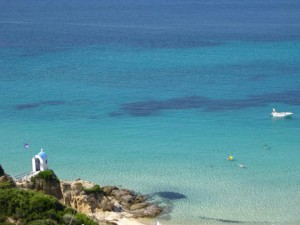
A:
0,165,162,224
0,166,98,225
0,186,98,225
0,165,15,189
0,187,98,225
82,184,103,195
31,170,59,183
29,170,63,200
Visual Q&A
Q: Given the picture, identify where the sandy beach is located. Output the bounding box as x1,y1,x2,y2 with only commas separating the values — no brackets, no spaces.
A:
116,218,148,225
90,210,155,225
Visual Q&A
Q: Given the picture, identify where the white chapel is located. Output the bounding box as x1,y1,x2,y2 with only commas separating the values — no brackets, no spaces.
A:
32,149,48,173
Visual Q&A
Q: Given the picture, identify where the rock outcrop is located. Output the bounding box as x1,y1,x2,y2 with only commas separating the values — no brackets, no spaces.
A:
60,179,162,223
16,170,63,199
16,170,163,224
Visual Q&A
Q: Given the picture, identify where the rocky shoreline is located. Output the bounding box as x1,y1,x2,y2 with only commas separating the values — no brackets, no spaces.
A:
60,179,162,224
16,171,162,225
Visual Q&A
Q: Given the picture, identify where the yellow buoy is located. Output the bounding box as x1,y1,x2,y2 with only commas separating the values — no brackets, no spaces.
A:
227,155,234,161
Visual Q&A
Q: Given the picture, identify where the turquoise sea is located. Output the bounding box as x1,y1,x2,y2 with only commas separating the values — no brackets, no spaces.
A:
1,1,300,224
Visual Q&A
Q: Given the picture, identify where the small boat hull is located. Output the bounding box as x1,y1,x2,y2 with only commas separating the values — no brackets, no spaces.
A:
271,108,293,118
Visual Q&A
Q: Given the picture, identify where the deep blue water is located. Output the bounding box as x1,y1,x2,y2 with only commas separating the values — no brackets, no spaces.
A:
1,0,300,50
1,1,300,225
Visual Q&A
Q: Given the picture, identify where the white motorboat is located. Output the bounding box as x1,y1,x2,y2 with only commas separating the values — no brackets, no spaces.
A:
271,108,293,118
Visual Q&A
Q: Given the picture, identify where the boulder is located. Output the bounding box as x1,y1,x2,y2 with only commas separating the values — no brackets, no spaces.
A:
111,189,134,200
30,170,63,200
143,204,163,217
99,196,114,211
130,202,148,210
120,194,135,207
61,182,71,192
134,195,147,203
102,186,119,196
58,179,163,221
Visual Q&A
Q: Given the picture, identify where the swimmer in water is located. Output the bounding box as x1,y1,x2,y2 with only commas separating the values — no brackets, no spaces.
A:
238,163,246,168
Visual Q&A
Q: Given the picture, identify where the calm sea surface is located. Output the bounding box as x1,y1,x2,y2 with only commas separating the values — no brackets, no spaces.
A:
1,1,300,224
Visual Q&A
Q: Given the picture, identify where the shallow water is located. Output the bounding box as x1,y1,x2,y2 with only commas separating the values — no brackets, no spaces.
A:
1,1,300,224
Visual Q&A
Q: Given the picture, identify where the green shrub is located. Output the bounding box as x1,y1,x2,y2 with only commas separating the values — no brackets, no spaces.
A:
44,208,63,221
0,222,14,225
74,182,83,190
63,213,98,225
27,219,57,225
29,194,63,213
0,188,98,225
83,184,103,195
0,182,12,190
0,165,4,176
0,215,7,222
0,176,15,190
63,207,76,215
74,213,98,225
63,213,77,225
0,188,63,223
31,170,59,183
